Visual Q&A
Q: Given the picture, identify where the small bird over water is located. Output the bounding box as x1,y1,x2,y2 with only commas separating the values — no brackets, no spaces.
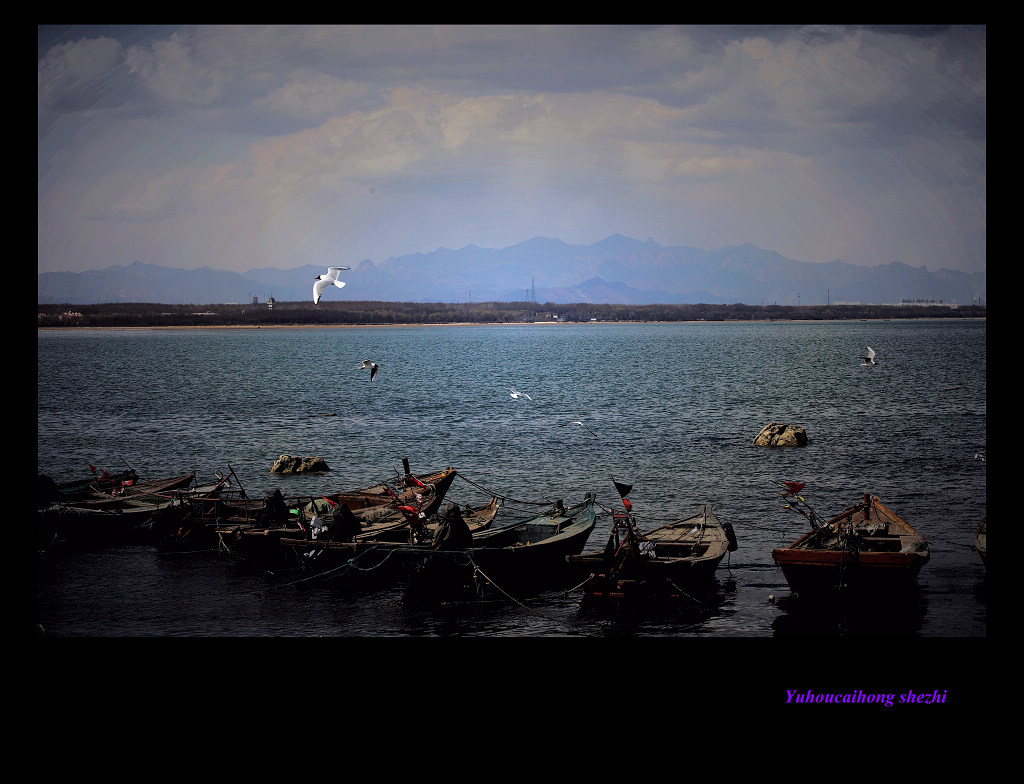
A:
859,346,878,366
313,266,350,304
509,388,532,400
357,359,379,381
561,421,597,437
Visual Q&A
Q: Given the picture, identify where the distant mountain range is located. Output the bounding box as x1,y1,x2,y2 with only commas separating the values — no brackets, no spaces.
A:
37,235,986,306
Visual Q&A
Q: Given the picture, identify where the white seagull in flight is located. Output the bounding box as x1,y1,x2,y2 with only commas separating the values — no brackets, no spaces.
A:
858,347,878,366
509,388,532,400
313,266,350,304
561,421,598,437
357,360,379,381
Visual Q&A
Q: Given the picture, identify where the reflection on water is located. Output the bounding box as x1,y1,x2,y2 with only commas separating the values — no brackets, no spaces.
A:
771,585,929,637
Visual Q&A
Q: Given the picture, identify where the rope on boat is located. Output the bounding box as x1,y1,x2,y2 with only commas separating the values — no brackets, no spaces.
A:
666,578,709,606
562,573,595,594
454,473,555,507
217,532,232,553
342,546,402,573
468,557,562,622
275,544,399,588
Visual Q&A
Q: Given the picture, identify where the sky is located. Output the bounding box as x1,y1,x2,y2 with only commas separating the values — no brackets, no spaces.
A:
38,25,986,276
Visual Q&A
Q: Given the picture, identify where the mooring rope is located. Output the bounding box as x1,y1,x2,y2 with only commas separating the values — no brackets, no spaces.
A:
468,558,562,622
562,573,594,594
666,578,709,606
275,544,398,588
454,473,555,506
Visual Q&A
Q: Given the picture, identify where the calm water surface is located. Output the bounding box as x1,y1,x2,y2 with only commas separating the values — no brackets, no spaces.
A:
36,320,987,637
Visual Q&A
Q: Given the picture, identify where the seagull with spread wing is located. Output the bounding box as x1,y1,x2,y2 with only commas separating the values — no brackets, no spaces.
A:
357,359,379,381
313,266,350,304
560,420,597,437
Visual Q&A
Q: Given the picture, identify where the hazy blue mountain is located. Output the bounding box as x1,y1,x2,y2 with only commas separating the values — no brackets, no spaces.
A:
37,235,986,306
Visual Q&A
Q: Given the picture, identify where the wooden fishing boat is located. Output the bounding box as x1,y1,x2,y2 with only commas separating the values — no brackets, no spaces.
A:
567,503,738,602
211,465,459,567
272,497,502,584
772,488,929,595
37,471,202,548
403,494,598,603
429,496,500,538
152,466,296,552
139,473,238,542
300,466,458,543
313,466,456,514
89,471,198,500
42,466,141,501
200,489,311,562
974,518,986,571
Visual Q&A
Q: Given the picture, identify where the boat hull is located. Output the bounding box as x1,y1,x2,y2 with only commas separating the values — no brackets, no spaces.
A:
772,494,929,595
568,504,734,602
405,495,598,602
272,497,502,585
974,519,986,571
38,472,200,549
773,549,928,594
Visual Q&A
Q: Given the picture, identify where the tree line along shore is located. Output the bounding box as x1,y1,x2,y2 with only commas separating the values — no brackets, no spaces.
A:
37,300,986,329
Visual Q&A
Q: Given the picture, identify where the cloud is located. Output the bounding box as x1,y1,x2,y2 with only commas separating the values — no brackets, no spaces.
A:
38,25,985,276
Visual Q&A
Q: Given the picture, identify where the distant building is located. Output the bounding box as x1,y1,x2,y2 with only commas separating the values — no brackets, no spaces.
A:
897,298,958,308
267,296,275,310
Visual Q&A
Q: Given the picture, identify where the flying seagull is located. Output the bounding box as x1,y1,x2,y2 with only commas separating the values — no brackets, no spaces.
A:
313,266,350,304
561,421,597,437
357,359,379,381
509,388,532,400
858,346,878,366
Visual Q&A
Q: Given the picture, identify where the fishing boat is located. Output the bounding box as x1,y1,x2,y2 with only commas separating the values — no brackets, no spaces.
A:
403,494,598,603
299,465,458,543
771,483,929,595
154,465,304,552
69,471,199,506
211,465,459,567
567,503,738,602
974,518,986,571
37,471,201,549
314,461,456,514
272,497,502,585
39,465,141,502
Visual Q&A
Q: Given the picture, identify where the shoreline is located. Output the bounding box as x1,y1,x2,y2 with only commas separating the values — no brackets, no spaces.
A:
38,316,986,332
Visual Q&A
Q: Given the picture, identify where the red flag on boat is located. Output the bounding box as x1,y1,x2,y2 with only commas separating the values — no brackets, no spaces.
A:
613,479,633,512
407,476,427,488
88,464,96,475
781,481,806,497
321,495,338,509
396,505,419,523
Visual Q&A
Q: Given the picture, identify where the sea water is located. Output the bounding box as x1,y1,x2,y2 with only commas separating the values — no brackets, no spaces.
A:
36,319,986,637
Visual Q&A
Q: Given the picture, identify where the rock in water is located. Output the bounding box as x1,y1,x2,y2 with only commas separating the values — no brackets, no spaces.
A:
271,454,331,473
752,422,807,447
